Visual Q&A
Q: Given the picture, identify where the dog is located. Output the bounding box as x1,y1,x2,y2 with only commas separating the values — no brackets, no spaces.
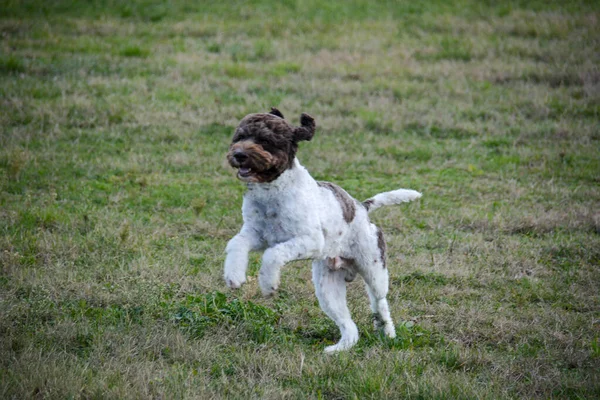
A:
224,108,421,352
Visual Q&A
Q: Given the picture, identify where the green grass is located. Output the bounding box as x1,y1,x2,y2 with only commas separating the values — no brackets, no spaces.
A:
1,0,599,398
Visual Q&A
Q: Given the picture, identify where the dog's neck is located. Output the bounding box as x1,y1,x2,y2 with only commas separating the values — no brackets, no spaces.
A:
246,158,309,194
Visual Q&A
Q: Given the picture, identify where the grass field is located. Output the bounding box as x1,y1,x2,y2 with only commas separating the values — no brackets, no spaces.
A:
1,0,599,398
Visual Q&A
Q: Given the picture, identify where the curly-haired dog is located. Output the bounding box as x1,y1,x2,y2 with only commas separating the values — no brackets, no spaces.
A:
224,108,421,352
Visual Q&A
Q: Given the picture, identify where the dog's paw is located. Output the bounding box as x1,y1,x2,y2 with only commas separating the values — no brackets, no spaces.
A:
258,272,279,296
324,325,359,353
224,275,246,289
258,253,281,296
259,280,278,297
383,322,396,338
324,338,358,353
324,344,345,354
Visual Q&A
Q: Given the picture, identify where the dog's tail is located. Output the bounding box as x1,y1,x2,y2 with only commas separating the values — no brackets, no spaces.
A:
363,189,422,213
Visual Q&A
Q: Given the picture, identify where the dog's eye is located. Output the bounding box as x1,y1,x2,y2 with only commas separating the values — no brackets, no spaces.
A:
233,133,249,142
255,139,277,151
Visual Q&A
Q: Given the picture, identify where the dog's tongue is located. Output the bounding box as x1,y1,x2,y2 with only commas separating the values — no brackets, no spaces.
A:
239,167,251,176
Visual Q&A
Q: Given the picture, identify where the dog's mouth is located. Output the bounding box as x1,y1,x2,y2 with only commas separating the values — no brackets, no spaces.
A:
235,164,278,183
238,167,253,179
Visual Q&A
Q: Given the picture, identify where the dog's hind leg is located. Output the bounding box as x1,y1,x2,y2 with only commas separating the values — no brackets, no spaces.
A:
364,281,396,338
312,260,359,353
357,226,396,338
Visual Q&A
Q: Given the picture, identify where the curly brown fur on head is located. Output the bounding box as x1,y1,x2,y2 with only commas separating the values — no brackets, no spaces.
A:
227,109,316,183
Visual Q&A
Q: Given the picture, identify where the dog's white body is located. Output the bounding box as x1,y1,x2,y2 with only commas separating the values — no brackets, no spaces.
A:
224,157,421,352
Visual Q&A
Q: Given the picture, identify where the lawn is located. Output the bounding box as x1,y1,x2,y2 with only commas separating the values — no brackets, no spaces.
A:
1,0,599,398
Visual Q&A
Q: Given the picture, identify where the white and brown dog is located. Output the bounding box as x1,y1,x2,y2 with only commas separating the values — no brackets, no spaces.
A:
224,108,421,352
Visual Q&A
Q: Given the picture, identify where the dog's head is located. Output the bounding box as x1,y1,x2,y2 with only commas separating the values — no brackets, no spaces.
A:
227,108,315,183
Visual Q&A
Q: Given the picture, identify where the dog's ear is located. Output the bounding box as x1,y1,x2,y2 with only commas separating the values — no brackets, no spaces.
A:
269,107,284,119
293,113,315,142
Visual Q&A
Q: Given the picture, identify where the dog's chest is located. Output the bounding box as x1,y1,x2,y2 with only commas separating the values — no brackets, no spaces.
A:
246,192,307,245
253,199,283,222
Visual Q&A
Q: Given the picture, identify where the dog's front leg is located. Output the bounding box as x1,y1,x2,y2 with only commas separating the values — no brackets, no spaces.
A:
259,235,323,296
224,230,263,289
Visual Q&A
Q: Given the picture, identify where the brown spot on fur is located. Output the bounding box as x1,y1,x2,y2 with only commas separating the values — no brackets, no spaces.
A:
363,199,374,211
376,227,386,268
318,181,356,223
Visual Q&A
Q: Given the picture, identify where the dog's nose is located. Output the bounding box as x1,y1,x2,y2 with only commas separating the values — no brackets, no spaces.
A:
233,151,248,163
